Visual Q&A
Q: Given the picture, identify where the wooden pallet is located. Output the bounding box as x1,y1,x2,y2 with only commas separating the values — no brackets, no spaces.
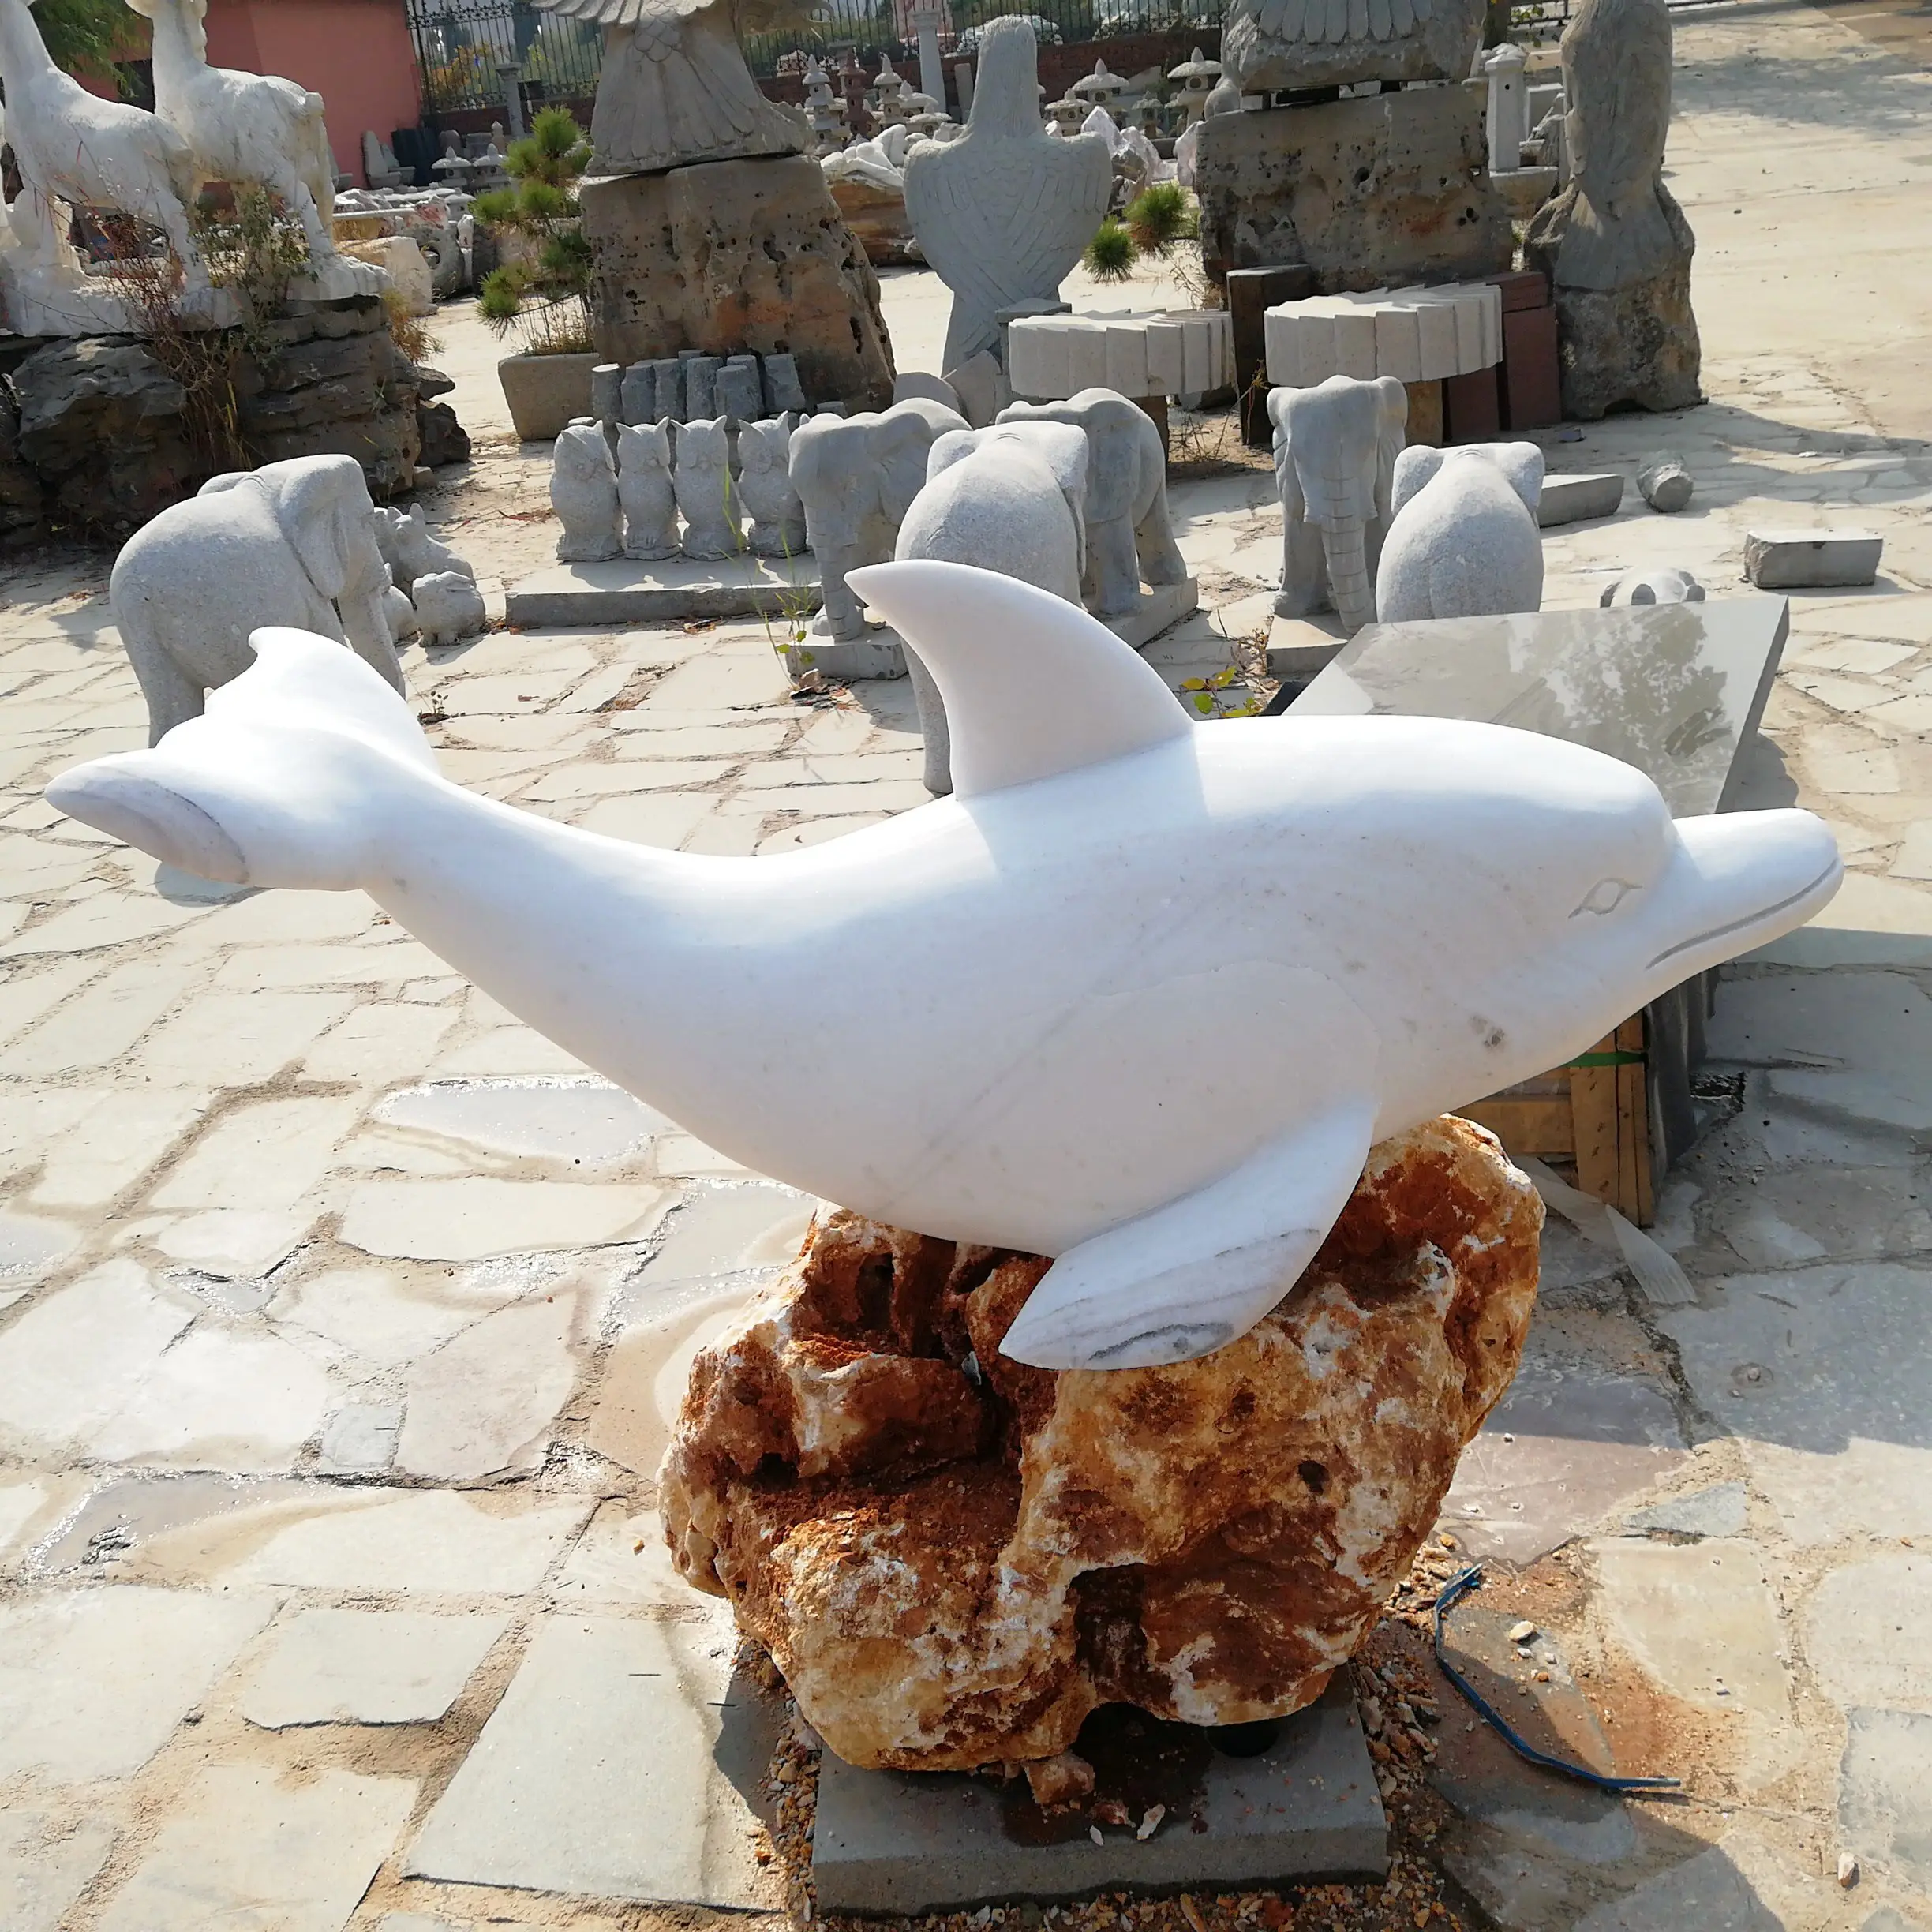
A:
1459,1014,1655,1225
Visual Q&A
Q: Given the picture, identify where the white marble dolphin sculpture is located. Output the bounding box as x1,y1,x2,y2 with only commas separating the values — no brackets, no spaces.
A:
45,563,1840,1372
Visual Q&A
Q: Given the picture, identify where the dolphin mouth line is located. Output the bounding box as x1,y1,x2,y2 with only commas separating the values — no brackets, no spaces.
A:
1645,857,1842,971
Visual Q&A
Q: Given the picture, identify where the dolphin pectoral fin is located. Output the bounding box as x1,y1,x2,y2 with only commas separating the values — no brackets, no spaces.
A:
998,1094,1380,1372
844,560,1192,799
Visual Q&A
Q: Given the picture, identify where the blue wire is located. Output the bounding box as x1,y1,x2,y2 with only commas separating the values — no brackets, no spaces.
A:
1429,1565,1681,1795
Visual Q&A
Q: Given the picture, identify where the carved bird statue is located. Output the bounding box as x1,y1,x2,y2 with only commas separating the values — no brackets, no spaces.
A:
1550,0,1682,289
902,15,1111,374
530,0,804,174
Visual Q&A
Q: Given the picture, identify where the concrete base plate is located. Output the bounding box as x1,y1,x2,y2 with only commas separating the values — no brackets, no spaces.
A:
811,1679,1387,1915
783,623,907,681
1109,577,1200,652
505,553,822,627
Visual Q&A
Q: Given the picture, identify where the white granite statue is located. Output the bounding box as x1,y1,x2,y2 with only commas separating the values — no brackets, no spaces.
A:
373,504,475,601
527,0,803,174
998,390,1187,619
1374,443,1545,625
552,424,624,563
410,571,489,647
1267,375,1410,636
736,418,808,558
673,417,742,561
109,455,402,744
616,422,680,561
125,0,341,262
1601,565,1704,607
902,17,1112,371
788,398,969,640
0,0,206,324
383,583,420,642
897,420,1091,796
49,560,1842,1369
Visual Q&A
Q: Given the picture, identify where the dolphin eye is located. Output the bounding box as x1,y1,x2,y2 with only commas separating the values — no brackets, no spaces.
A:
1574,878,1638,917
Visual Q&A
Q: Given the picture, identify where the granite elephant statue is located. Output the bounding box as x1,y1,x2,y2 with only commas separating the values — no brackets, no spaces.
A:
1267,374,1409,636
998,388,1187,617
789,399,970,640
1375,442,1545,625
110,453,403,745
897,420,1091,797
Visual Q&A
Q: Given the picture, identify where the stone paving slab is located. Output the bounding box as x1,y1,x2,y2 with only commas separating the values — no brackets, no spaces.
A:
811,1680,1387,1915
404,1604,784,1909
237,1607,509,1728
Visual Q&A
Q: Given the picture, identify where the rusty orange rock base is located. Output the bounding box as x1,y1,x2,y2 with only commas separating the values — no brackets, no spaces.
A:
660,1114,1542,1773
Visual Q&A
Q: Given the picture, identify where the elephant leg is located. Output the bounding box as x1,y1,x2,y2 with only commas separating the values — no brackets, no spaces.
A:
811,545,868,640
1133,485,1189,589
1275,506,1331,620
1085,517,1144,617
1321,522,1376,635
129,638,207,747
339,592,408,695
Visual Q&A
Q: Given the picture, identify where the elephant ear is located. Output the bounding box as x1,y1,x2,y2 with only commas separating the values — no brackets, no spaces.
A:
876,410,942,522
926,428,978,483
1389,445,1445,521
197,470,253,498
1490,440,1546,514
280,460,368,603
1372,377,1410,509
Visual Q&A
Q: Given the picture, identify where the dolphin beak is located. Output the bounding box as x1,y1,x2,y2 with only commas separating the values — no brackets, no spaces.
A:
1642,809,1842,985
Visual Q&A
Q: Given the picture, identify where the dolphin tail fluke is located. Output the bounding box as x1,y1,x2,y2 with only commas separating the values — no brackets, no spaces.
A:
999,1092,1380,1372
47,627,439,893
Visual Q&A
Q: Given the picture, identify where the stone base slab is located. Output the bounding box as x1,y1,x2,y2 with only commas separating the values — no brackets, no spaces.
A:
779,582,1198,685
505,554,822,627
1745,530,1884,590
1537,472,1627,528
1265,613,1347,683
1196,86,1512,297
811,1679,1387,1915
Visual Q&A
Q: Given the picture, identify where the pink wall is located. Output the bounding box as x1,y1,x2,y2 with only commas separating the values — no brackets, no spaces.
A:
201,0,423,185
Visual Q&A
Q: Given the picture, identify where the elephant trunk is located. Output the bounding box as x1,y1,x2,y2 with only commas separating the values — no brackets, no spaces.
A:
1320,521,1375,635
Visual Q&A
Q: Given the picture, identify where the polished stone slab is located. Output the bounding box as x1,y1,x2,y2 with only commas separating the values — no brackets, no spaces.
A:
1290,595,1791,816
811,1679,1387,1915
505,554,822,627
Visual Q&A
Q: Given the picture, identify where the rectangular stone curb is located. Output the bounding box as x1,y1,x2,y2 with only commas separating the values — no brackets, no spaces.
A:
1537,473,1626,527
505,555,823,627
1743,530,1884,590
811,1680,1387,1915
780,582,1201,686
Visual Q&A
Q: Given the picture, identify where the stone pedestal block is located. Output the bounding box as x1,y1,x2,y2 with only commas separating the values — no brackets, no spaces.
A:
1195,86,1512,296
582,155,895,414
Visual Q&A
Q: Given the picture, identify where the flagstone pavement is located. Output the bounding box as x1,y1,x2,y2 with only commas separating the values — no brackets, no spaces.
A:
2,1,1930,1926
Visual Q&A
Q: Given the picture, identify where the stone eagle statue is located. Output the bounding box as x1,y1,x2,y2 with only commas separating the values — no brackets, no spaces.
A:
902,16,1111,374
530,0,803,174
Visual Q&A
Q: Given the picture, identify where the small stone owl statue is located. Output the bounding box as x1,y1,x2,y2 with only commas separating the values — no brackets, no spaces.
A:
617,422,680,562
673,417,743,562
551,422,622,564
736,417,809,558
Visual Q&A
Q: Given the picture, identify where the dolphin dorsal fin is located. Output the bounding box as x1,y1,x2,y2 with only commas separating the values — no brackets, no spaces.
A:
846,561,1191,798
